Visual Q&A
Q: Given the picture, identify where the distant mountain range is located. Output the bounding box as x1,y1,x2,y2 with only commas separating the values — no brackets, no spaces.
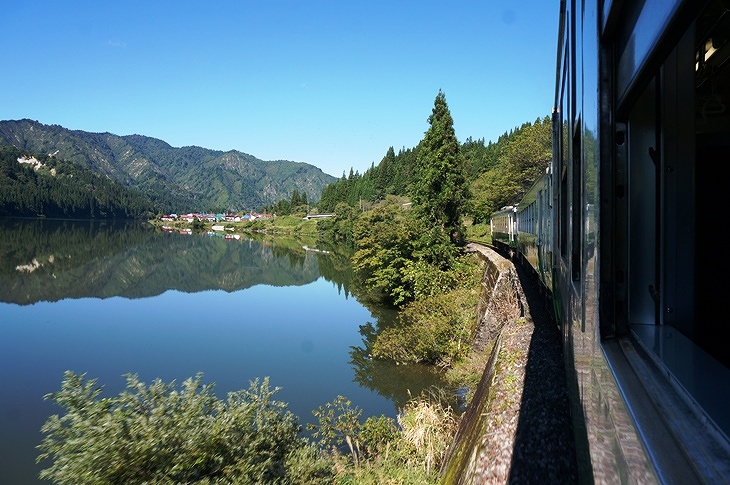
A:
0,119,336,212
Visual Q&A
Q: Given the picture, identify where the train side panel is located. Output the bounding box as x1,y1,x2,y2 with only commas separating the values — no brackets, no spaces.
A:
516,167,553,294
489,0,730,481
552,2,654,478
552,0,730,482
489,206,517,255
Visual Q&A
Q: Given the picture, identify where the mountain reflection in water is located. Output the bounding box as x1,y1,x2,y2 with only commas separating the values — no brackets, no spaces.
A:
0,218,346,304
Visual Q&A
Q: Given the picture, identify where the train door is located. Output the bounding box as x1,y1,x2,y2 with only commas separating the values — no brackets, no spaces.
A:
609,0,730,437
618,2,730,368
694,2,730,370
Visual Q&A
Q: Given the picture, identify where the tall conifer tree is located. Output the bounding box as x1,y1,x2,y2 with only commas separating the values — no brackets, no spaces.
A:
411,90,469,245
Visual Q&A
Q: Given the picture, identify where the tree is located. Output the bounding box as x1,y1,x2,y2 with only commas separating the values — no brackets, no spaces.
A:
351,202,420,305
37,372,305,484
468,116,552,220
410,90,470,247
290,189,301,207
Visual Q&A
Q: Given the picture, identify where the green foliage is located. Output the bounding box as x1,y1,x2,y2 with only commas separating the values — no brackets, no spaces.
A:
359,415,401,457
410,90,470,246
282,443,336,484
351,203,421,306
469,116,552,221
261,188,311,216
307,395,401,475
370,255,483,366
0,145,157,219
190,217,207,231
307,395,402,462
461,136,502,179
309,396,363,459
350,195,469,307
317,146,418,212
36,370,457,485
38,372,302,484
465,221,492,244
314,111,552,229
316,202,359,247
308,393,456,484
308,395,362,452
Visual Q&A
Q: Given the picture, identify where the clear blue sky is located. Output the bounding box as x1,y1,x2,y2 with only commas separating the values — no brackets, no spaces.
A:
1,1,559,177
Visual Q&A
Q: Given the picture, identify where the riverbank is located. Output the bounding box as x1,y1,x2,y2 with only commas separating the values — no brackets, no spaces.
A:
149,214,319,237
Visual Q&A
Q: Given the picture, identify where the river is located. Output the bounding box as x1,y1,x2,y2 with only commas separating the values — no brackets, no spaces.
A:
0,218,446,484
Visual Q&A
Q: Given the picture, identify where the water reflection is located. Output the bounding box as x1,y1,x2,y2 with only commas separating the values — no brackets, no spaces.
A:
0,218,334,304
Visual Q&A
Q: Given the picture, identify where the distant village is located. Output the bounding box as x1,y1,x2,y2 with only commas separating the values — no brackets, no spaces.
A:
157,211,334,239
157,212,274,238
160,212,273,223
156,212,331,253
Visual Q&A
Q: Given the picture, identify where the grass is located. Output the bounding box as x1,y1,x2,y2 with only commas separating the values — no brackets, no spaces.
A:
443,348,491,403
464,220,491,245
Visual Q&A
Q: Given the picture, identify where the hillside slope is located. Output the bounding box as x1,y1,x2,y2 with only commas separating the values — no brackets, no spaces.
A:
0,119,336,212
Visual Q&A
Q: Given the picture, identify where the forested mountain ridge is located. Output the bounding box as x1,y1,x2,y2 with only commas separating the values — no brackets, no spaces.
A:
0,145,156,219
0,119,336,213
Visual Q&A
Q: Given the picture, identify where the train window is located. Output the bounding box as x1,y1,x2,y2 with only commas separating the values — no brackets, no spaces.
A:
695,0,730,369
571,119,582,282
626,80,657,327
615,0,730,440
560,77,569,260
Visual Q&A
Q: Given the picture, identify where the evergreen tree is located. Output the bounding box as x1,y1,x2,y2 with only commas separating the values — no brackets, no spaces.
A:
410,90,470,246
290,189,301,207
375,146,396,198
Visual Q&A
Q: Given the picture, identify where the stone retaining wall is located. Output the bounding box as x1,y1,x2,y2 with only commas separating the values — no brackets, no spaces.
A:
440,243,531,484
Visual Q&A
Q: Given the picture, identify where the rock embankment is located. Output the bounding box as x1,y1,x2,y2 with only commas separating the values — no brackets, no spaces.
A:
441,243,578,484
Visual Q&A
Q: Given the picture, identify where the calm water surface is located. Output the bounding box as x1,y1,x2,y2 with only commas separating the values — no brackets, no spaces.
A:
0,219,444,484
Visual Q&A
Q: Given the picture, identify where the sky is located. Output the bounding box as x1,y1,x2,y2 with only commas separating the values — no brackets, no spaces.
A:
1,1,559,178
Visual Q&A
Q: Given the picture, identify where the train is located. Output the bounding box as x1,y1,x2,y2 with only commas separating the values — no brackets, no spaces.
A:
490,0,730,482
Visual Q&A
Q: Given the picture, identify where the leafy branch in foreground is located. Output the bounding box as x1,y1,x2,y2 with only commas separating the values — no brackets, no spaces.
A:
37,371,306,484
307,395,399,467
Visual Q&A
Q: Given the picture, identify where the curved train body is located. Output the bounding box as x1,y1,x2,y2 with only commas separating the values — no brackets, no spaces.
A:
491,0,730,482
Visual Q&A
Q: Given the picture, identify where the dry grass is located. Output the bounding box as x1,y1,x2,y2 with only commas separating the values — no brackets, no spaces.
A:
398,393,458,475
489,272,522,325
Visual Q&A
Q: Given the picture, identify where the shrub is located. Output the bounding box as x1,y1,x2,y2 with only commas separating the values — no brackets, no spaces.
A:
38,372,302,484
283,442,336,484
370,256,483,366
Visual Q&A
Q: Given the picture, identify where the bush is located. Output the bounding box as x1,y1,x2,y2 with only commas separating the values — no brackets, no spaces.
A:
283,443,336,484
38,372,303,484
307,395,398,466
370,255,483,366
465,221,491,244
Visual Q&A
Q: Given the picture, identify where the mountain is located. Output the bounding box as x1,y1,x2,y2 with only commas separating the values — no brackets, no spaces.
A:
0,119,337,212
0,145,156,219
